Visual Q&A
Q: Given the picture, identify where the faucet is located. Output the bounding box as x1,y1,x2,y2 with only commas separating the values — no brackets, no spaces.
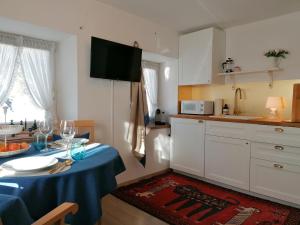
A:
233,88,242,115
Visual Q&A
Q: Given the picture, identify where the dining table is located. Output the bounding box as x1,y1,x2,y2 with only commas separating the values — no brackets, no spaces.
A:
0,143,126,225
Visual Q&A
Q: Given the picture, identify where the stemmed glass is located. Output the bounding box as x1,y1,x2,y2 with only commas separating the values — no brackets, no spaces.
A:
39,120,53,152
60,120,76,158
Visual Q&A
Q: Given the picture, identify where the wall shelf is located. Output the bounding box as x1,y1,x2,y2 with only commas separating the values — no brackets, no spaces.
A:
217,67,282,89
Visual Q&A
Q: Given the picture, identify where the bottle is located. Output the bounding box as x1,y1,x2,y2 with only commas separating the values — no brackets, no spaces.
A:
223,104,230,115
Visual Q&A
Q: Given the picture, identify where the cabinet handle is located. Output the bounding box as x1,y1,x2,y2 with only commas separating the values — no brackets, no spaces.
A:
273,163,284,169
274,145,284,151
274,128,284,133
198,120,203,123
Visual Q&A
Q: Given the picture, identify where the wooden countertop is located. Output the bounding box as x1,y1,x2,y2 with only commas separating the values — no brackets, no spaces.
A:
147,123,171,130
171,114,300,128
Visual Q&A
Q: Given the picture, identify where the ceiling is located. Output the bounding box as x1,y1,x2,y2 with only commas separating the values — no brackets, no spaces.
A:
97,0,300,33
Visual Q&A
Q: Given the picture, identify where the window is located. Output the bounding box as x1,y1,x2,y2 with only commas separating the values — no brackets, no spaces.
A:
142,61,160,120
0,32,55,123
2,60,45,123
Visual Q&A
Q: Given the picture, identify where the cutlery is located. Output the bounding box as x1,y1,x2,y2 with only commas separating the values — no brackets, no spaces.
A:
48,162,63,174
49,159,73,174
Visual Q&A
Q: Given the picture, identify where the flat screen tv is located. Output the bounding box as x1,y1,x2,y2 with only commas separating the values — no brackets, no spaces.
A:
90,36,142,82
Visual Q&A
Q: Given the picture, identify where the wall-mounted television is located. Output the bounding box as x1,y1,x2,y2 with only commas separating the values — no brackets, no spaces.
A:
90,36,142,82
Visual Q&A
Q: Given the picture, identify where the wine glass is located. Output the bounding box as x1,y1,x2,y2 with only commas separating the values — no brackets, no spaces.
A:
60,120,76,158
39,120,53,152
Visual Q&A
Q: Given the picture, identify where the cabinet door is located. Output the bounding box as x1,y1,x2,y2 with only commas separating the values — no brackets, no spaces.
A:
205,135,250,190
171,118,204,177
179,28,213,85
250,158,300,205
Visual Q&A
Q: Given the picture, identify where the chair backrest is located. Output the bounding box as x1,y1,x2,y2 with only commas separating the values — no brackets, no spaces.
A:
32,202,78,225
74,120,95,143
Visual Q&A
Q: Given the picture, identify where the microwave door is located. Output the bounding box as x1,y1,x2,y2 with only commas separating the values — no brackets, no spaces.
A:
182,102,201,114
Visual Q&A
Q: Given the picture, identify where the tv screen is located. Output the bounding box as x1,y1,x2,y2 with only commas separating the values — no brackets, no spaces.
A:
90,36,142,82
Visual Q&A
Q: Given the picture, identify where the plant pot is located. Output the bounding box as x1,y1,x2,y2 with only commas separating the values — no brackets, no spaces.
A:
272,57,281,68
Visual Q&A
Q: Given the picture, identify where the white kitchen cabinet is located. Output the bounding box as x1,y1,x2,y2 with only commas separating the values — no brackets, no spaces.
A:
206,121,250,140
205,135,250,190
179,27,225,85
170,118,205,177
250,158,300,205
251,142,300,166
248,124,300,147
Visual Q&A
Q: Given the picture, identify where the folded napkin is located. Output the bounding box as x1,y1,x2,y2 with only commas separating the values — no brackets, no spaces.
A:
51,143,101,160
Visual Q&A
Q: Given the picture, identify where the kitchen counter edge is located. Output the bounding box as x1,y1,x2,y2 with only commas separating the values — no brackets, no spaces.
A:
171,114,300,128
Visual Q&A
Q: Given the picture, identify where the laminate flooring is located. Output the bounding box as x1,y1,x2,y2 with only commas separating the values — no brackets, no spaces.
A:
101,195,168,225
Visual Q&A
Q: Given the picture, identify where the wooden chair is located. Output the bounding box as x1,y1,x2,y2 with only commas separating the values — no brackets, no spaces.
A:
74,120,96,143
32,202,78,225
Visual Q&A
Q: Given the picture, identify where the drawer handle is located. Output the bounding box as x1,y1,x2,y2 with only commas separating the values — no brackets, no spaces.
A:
198,120,204,123
274,128,284,133
273,163,284,169
274,145,284,151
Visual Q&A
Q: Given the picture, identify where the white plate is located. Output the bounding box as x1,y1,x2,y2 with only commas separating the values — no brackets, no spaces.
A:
74,138,89,144
0,147,30,158
49,138,89,150
1,156,58,172
54,138,89,145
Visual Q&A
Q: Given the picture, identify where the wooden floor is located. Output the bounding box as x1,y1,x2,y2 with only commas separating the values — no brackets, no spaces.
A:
101,195,168,225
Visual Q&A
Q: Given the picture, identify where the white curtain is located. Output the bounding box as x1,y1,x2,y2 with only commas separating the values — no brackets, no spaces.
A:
0,33,20,105
142,61,159,119
0,31,56,121
20,42,56,122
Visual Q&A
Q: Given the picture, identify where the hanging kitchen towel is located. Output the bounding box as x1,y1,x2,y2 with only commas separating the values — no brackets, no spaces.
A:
127,75,150,167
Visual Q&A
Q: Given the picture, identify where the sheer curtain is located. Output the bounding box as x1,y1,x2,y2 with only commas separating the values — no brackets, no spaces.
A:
0,33,20,105
142,61,159,120
20,37,56,121
0,31,56,121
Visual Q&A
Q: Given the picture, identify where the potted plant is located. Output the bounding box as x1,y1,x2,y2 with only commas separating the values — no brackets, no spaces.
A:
264,49,289,68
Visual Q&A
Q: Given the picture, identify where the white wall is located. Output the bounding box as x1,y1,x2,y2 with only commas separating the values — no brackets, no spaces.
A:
0,0,179,183
226,11,300,83
55,35,78,120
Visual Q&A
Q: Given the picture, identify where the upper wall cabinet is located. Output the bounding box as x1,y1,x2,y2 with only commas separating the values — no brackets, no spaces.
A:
179,28,225,85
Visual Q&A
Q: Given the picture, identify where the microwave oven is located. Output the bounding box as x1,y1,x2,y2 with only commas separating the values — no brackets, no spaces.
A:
181,100,214,115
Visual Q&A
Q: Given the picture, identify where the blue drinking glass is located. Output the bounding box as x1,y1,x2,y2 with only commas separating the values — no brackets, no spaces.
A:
70,143,86,161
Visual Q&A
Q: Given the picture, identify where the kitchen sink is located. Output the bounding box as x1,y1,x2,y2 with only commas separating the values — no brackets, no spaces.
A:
209,115,262,120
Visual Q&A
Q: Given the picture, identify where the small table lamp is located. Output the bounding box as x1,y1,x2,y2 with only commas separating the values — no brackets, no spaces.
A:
265,96,284,120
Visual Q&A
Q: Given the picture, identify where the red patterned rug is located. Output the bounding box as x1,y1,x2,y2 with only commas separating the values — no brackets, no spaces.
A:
113,171,300,225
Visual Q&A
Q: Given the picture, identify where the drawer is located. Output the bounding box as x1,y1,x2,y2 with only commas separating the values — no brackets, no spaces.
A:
251,142,300,166
249,124,300,147
205,121,250,139
250,158,300,205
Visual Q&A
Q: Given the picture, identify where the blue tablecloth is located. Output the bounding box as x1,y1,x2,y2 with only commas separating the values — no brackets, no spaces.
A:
0,144,126,225
0,194,33,225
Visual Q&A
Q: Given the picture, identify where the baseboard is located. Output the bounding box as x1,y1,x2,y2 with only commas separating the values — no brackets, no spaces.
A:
117,169,171,187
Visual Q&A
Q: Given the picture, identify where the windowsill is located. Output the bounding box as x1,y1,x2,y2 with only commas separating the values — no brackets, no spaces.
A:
147,123,171,130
